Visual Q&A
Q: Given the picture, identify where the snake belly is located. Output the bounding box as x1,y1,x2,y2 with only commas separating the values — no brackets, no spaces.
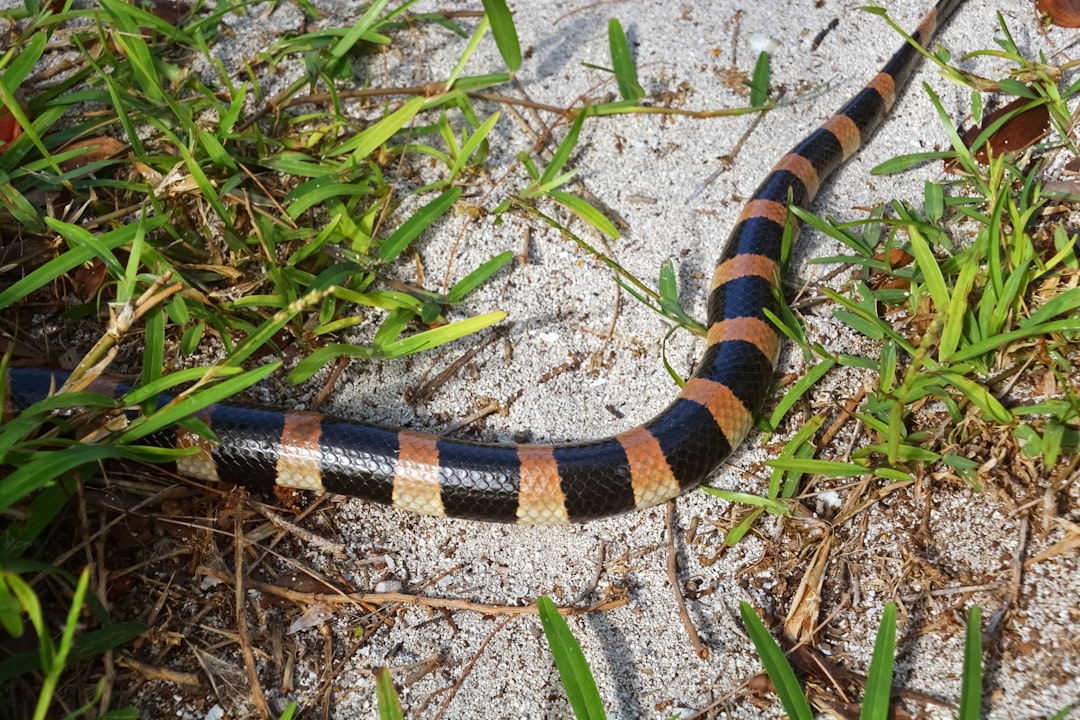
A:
3,0,962,524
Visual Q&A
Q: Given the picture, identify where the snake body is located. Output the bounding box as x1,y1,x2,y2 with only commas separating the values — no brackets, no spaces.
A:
5,0,961,523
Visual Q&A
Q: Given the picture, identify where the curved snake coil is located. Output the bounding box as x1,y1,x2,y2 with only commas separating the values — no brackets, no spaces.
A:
5,0,963,523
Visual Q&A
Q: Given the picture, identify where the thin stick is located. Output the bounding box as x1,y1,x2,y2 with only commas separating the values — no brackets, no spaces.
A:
233,495,273,717
665,502,709,659
197,564,628,616
431,615,514,720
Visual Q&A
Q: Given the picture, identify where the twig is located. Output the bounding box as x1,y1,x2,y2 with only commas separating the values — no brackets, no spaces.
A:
567,541,605,606
249,502,346,556
989,514,1030,637
233,493,273,718
116,655,201,686
197,564,628,616
431,615,514,720
665,502,709,660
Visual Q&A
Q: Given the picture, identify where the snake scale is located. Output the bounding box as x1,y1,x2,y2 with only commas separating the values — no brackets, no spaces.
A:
5,0,962,523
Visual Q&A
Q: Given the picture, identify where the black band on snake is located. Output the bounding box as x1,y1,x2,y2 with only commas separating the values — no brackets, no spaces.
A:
4,0,963,524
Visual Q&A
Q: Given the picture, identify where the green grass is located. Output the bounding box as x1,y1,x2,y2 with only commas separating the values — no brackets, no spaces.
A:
707,9,1080,541
512,8,1078,719
740,601,989,720
0,0,563,714
0,0,774,715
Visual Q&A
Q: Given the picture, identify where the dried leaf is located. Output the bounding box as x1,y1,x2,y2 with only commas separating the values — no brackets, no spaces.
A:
947,94,1051,172
58,136,126,173
875,247,914,269
1039,0,1080,27
783,534,833,643
74,259,112,300
0,102,26,152
870,248,914,291
149,0,192,25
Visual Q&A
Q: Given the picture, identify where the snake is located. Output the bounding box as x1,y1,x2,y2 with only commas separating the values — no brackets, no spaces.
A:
4,0,962,524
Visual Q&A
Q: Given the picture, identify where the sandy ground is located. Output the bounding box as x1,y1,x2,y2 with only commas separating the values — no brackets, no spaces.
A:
18,0,1080,718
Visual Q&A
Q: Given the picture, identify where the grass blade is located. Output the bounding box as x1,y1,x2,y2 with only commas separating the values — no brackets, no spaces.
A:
537,596,606,720
547,190,618,238
448,111,499,180
959,606,983,720
448,251,514,303
860,602,897,720
331,0,392,59
382,311,506,358
739,602,814,720
541,111,586,186
749,50,771,107
379,186,462,262
334,96,426,160
607,19,644,102
376,667,404,720
906,224,950,322
699,488,790,515
481,0,521,71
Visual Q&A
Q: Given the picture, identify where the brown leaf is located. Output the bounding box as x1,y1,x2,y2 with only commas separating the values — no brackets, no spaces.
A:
870,247,914,291
946,93,1051,172
874,247,914,269
0,102,26,152
74,258,112,300
58,136,126,173
1039,0,1080,26
148,0,192,25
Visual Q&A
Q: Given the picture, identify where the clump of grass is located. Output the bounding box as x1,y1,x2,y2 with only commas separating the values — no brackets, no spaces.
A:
708,10,1080,541
739,601,987,720
0,0,563,714
0,0,774,715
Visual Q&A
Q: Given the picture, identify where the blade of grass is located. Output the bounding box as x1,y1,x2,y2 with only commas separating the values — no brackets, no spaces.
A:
541,111,586,186
448,111,499,180
959,606,983,720
739,602,814,720
749,50,771,107
31,566,89,720
447,251,514,303
537,596,606,720
481,0,521,72
330,0,393,59
698,488,790,515
860,602,897,720
547,190,618,238
608,19,644,102
378,186,462,262
333,96,426,160
376,667,404,720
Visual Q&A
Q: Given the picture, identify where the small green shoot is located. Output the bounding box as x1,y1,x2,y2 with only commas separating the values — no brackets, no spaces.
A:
608,19,645,102
376,667,405,720
959,605,983,720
